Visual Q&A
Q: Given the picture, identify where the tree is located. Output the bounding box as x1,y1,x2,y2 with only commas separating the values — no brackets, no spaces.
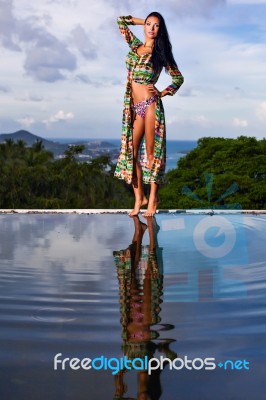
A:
160,136,266,209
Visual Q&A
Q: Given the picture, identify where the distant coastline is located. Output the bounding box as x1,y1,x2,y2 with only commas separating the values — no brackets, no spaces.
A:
52,137,198,171
0,130,197,171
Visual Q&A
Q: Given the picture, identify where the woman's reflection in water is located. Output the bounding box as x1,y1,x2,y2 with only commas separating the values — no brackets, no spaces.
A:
113,216,176,400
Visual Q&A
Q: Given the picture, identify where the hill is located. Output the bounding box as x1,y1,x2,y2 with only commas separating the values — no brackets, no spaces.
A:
0,130,118,159
0,130,68,157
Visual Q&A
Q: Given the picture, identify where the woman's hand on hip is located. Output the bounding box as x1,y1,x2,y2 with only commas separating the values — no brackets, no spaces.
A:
147,84,161,97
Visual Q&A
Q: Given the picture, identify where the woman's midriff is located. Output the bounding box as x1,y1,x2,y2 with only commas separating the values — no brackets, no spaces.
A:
131,81,153,104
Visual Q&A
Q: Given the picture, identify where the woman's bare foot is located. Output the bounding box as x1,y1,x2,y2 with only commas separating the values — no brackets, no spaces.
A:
132,215,147,241
143,196,159,217
128,196,148,217
138,220,148,235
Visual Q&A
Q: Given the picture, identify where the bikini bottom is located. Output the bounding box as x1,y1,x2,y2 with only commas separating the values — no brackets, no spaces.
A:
131,94,158,118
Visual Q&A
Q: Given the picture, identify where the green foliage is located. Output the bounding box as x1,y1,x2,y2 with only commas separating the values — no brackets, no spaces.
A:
1,136,265,209
160,136,266,209
0,141,132,209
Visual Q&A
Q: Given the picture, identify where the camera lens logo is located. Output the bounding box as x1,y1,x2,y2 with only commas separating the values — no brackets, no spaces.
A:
182,172,241,210
193,216,236,259
160,173,248,302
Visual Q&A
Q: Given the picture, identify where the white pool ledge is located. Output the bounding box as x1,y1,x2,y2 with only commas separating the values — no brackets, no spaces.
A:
0,209,265,215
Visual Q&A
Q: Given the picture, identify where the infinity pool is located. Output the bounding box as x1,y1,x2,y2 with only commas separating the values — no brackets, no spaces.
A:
0,213,265,400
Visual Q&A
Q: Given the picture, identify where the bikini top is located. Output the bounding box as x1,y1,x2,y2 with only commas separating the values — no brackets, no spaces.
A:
125,49,160,85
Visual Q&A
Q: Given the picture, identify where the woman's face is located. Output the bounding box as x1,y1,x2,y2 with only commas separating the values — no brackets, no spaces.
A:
144,16,160,40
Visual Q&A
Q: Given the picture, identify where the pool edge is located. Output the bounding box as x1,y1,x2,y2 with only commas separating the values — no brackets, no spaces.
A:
0,209,265,215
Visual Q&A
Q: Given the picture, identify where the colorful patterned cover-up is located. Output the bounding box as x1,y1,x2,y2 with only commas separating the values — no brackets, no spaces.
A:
114,15,184,185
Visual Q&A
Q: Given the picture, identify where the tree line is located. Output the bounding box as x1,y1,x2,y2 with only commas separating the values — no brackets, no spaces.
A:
0,139,132,209
160,136,266,209
0,136,265,209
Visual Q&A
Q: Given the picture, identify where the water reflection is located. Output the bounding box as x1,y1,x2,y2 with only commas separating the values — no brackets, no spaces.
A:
113,216,176,400
0,214,265,399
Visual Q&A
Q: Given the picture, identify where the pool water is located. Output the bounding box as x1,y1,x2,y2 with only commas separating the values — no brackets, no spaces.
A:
0,213,265,400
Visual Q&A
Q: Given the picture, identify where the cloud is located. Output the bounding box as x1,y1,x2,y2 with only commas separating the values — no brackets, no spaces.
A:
106,0,226,17
167,114,210,127
0,0,77,82
0,85,10,93
75,74,123,87
232,117,248,127
29,94,44,102
24,38,77,82
227,0,266,4
225,87,245,100
179,86,199,97
70,24,97,59
47,0,77,3
75,74,93,84
0,0,21,51
19,19,77,82
43,110,74,125
16,93,44,102
17,116,35,127
167,0,226,16
194,115,211,127
257,102,266,121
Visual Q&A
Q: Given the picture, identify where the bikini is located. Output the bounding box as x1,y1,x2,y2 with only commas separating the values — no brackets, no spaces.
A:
129,46,159,119
131,93,158,118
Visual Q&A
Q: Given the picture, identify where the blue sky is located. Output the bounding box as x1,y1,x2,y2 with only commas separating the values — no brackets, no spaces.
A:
0,0,266,140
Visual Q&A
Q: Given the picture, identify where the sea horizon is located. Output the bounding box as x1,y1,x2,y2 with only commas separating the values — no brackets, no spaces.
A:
49,137,198,171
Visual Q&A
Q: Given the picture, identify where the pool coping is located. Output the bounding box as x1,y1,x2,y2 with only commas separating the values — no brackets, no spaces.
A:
0,209,265,215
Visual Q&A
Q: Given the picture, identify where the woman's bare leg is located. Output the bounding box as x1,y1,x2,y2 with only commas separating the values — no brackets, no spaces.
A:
143,182,159,217
132,215,147,244
131,216,147,266
144,215,156,251
142,101,159,216
129,114,148,216
144,102,156,169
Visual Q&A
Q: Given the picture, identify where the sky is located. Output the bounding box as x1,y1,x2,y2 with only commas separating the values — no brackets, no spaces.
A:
0,0,266,140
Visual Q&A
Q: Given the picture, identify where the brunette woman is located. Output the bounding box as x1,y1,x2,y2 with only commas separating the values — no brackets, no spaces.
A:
114,13,184,216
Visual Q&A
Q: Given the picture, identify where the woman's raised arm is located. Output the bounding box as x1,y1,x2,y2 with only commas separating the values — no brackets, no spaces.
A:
117,16,143,49
131,17,145,25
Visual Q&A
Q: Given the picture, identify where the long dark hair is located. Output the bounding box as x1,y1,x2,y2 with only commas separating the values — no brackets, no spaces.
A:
145,12,177,76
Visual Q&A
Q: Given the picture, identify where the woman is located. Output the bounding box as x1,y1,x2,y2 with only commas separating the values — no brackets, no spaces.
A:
114,12,184,217
113,215,176,399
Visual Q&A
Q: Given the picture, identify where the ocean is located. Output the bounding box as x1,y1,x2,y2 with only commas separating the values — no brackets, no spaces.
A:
52,138,197,172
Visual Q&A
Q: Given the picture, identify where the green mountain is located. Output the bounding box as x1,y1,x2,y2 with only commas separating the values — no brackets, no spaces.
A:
0,130,68,157
0,130,118,159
